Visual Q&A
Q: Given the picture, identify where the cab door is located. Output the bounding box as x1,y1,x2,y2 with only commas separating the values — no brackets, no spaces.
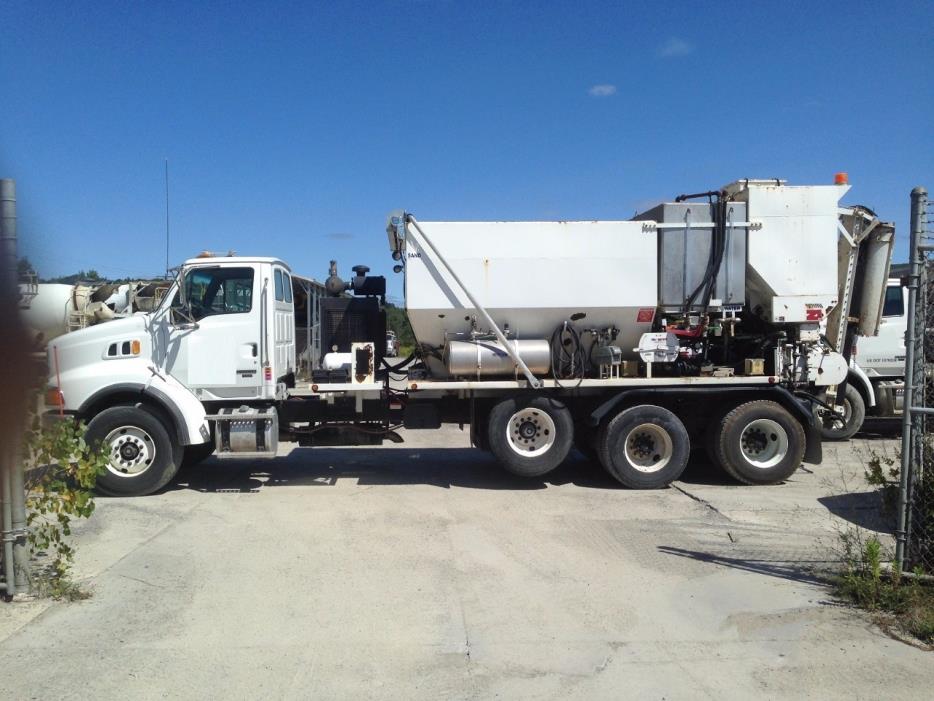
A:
857,283,907,377
165,265,264,399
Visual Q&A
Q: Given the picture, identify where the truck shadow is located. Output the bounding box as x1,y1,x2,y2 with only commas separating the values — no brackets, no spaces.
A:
817,491,893,534
856,419,902,438
657,546,830,586
167,448,736,493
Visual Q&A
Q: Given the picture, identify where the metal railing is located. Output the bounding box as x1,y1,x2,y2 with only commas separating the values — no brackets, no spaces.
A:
896,186,934,573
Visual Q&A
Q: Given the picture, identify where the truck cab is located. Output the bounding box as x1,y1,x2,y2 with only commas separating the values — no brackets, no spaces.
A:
46,256,298,495
156,257,296,400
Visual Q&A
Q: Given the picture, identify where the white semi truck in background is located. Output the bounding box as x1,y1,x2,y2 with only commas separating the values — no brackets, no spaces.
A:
818,276,908,439
43,177,894,496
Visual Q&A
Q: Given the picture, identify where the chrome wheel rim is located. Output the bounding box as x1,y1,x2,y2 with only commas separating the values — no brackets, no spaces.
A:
739,418,788,468
104,425,156,477
506,408,556,457
623,423,673,473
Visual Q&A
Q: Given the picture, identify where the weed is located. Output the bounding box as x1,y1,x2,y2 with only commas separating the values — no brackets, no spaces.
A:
19,416,107,598
835,533,934,644
863,449,900,517
28,563,92,601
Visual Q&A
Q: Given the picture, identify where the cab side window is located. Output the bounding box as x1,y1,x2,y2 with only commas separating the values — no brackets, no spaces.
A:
274,269,284,302
882,286,904,317
273,269,293,304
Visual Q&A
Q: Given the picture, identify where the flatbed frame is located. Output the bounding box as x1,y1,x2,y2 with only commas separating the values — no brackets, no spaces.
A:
289,374,778,397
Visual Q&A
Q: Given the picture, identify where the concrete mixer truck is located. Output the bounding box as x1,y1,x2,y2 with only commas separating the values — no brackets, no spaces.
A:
43,177,893,496
19,279,171,348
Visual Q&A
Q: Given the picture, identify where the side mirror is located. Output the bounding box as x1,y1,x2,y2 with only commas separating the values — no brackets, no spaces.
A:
170,305,198,329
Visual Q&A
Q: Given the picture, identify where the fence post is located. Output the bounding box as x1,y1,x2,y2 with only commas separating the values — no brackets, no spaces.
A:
895,187,927,567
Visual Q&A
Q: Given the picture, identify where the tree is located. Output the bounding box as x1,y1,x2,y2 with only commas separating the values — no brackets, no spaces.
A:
384,301,415,348
17,257,36,278
42,269,104,284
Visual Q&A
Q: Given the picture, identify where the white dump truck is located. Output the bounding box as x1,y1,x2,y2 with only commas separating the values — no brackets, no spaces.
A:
44,178,893,496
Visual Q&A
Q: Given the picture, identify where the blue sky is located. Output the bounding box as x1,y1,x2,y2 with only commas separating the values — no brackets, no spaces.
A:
2,0,932,300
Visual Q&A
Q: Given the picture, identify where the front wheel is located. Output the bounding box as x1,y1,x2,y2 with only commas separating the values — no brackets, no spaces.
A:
816,384,865,441
86,406,183,496
487,396,574,477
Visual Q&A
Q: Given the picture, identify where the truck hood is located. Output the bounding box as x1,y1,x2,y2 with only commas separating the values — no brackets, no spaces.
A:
47,314,153,379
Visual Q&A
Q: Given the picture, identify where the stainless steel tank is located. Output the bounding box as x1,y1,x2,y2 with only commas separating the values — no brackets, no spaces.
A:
445,339,551,378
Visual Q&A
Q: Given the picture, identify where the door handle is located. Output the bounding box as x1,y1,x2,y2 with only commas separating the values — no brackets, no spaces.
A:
250,343,258,357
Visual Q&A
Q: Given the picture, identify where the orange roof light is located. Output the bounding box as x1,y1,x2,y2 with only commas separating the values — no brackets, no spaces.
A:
834,172,849,185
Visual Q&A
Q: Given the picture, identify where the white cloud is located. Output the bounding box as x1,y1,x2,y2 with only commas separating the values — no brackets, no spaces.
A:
657,37,693,58
588,84,617,97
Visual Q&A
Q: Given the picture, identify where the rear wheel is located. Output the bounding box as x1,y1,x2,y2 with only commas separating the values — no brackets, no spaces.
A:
487,396,573,477
86,406,183,496
597,405,690,489
816,384,865,441
714,400,805,485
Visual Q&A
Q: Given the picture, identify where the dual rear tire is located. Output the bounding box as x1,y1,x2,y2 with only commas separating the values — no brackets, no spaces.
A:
487,396,574,477
707,400,805,485
596,405,691,489
486,397,691,489
485,396,806,488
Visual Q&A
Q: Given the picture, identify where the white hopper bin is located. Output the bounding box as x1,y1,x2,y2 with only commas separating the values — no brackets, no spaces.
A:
397,219,658,377
726,181,850,324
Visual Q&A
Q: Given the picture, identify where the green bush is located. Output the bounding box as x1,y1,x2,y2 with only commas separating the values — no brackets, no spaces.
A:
21,417,107,598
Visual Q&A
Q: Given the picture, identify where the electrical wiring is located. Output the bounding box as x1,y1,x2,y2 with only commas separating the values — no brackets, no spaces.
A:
550,321,586,387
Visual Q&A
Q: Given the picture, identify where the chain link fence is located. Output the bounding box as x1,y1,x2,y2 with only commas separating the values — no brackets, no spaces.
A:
898,187,934,574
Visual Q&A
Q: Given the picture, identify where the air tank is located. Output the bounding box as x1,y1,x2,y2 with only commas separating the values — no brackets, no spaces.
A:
445,339,551,378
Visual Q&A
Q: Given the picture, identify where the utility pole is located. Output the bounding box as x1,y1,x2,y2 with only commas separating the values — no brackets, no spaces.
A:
165,159,170,278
